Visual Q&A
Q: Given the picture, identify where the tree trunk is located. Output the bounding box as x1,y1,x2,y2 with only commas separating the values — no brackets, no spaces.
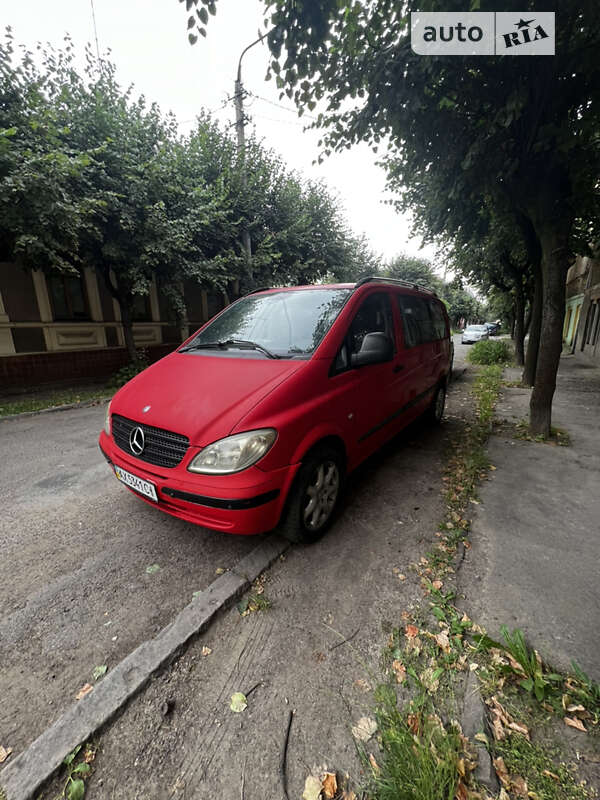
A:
118,300,137,362
513,284,526,367
529,227,570,436
522,261,542,386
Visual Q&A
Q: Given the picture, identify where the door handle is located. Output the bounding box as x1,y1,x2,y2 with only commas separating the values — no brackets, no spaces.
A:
393,364,404,373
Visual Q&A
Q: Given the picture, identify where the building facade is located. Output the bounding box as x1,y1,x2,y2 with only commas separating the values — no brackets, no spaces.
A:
0,263,228,390
564,254,600,363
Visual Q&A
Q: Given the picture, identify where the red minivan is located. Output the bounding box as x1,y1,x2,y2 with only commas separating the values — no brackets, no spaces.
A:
98,277,452,543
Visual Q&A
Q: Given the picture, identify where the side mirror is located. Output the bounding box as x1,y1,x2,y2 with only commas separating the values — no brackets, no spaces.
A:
351,332,393,368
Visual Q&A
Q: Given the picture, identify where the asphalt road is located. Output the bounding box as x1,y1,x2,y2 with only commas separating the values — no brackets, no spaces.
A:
1,337,469,761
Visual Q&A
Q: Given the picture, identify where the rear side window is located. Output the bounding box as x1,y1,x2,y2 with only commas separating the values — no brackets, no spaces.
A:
397,294,435,347
429,300,448,340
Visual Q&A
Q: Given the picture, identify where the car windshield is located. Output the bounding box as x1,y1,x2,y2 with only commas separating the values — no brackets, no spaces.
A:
182,288,352,358
466,325,486,331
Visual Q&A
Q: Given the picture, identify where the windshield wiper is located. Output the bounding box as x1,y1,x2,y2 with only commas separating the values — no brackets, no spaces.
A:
180,339,280,359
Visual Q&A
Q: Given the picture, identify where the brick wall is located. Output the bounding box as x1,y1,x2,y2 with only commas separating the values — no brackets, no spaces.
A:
0,344,175,390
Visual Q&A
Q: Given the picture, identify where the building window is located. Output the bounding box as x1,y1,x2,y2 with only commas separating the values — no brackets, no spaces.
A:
48,274,89,321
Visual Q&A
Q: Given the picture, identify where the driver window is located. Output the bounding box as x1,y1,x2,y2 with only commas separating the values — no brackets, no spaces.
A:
333,292,394,373
348,292,395,355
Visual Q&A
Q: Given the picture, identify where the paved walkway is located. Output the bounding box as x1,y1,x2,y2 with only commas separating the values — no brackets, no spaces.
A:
462,354,600,679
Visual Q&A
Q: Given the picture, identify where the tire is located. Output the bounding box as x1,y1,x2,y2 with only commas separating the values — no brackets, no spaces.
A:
278,446,344,544
426,384,446,425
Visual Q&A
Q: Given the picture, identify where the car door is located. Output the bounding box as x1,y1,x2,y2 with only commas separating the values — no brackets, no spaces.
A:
395,292,436,409
328,291,405,465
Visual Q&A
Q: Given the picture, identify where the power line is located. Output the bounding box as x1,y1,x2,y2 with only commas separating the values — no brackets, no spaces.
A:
89,0,101,61
249,91,317,121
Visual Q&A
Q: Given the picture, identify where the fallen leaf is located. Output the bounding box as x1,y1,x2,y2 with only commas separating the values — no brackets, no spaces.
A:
489,465,497,470
92,664,107,681
508,721,530,740
321,772,337,798
474,732,489,746
542,769,560,781
368,753,380,772
512,775,528,798
83,748,96,764
566,704,586,713
192,590,202,599
407,713,421,735
397,573,407,581
0,745,12,763
145,564,160,574
229,692,247,713
499,790,510,800
392,567,401,575
302,775,322,800
353,678,370,692
405,624,419,639
215,567,225,575
493,756,510,788
455,779,469,800
432,579,443,590
391,659,406,683
341,791,357,800
420,666,441,693
201,646,212,656
351,716,377,742
564,716,586,732
76,683,93,701
435,631,451,653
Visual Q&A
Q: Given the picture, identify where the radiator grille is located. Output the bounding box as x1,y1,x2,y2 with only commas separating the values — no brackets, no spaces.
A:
112,414,189,469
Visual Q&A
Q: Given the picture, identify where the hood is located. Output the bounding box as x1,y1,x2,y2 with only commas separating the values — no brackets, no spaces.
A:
112,351,306,446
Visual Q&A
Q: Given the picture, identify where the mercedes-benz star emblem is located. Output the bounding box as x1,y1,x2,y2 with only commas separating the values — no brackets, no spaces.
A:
129,426,145,456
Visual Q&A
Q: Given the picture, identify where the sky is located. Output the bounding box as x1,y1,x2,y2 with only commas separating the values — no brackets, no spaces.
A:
3,0,439,267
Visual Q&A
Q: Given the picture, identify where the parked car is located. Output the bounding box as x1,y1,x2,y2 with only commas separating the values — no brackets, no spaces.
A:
461,324,490,344
483,322,500,336
99,277,452,543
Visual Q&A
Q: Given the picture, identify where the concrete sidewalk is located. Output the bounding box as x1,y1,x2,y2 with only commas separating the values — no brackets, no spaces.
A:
461,354,600,680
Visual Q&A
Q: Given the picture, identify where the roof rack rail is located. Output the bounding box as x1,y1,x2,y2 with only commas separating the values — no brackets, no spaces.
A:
244,286,274,296
354,275,437,296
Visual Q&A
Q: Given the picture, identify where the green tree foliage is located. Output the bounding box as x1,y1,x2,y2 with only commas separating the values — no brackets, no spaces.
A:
184,1,600,436
0,32,376,359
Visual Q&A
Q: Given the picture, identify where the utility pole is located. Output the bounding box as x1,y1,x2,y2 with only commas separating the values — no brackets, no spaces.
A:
234,34,264,281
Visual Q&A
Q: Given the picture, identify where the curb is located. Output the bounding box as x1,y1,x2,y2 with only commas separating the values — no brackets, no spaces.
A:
461,670,499,793
0,535,289,800
0,397,111,422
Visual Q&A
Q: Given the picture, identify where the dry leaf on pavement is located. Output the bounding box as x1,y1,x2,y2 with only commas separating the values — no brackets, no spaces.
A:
435,631,451,653
508,721,530,739
0,745,12,763
493,756,510,788
512,775,528,798
302,775,322,800
201,646,212,656
214,567,225,575
321,772,337,800
432,579,443,590
564,716,587,732
351,716,377,742
455,779,469,800
76,683,93,701
322,772,337,799
368,753,380,772
391,659,406,683
353,678,370,692
405,624,419,639
542,769,560,781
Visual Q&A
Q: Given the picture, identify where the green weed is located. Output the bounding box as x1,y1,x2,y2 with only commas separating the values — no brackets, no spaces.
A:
467,339,512,365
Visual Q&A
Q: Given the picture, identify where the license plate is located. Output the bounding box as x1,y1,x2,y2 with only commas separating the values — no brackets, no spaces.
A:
114,465,158,502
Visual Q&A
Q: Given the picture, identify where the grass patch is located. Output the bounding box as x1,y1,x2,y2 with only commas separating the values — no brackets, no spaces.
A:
468,339,512,365
513,418,571,446
0,387,110,417
495,734,592,800
368,687,465,800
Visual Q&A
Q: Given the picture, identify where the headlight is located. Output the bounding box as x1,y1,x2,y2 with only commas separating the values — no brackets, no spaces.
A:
188,429,277,475
104,401,112,436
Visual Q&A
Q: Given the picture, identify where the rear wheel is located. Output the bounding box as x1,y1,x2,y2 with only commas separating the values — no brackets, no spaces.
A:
279,446,343,544
426,384,446,425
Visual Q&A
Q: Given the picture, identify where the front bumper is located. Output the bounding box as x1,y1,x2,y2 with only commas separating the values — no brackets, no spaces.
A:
99,431,299,535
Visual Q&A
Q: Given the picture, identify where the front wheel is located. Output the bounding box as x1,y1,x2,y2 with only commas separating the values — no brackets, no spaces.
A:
426,384,446,425
279,446,343,544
